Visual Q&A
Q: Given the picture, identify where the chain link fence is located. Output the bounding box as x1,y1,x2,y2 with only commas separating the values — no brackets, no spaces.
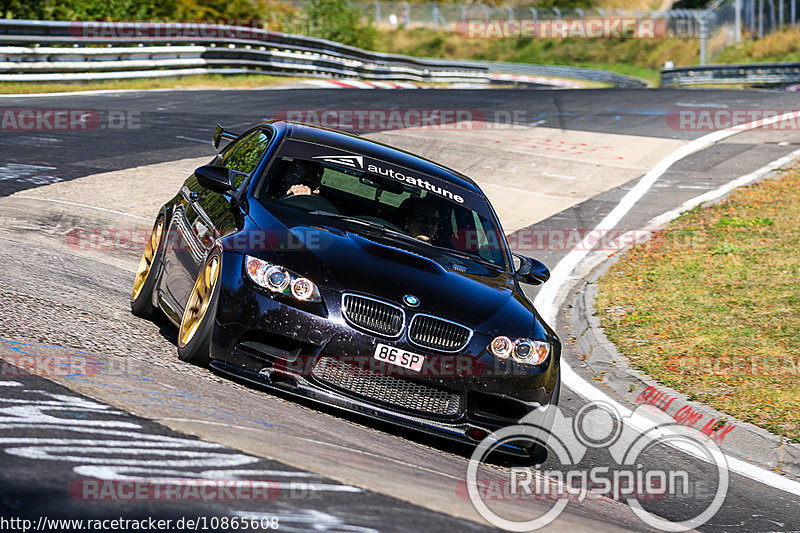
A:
286,0,799,64
288,0,795,36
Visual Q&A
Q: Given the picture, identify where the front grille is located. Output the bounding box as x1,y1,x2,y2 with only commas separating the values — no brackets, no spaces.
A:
409,314,472,352
342,294,404,337
312,357,462,416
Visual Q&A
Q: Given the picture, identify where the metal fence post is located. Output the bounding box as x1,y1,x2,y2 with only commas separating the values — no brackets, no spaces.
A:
735,0,743,41
429,3,448,30
698,14,708,65
767,0,776,30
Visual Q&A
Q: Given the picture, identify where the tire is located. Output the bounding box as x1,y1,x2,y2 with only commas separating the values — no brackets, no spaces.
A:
176,251,222,366
130,217,165,319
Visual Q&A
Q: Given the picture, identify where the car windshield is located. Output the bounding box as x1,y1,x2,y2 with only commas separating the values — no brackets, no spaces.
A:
255,140,509,270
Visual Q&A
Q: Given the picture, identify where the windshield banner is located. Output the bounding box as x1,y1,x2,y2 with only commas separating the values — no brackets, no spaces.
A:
276,139,489,214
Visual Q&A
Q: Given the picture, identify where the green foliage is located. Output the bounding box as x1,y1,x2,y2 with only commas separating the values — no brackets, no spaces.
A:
303,0,376,49
711,242,745,255
172,0,296,25
716,216,774,227
530,0,595,8
1,0,177,20
1,0,296,29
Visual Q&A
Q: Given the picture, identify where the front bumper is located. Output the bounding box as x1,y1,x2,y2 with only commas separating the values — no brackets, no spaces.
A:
209,252,560,452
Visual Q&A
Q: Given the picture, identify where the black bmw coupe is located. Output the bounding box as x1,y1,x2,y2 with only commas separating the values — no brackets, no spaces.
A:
131,120,560,458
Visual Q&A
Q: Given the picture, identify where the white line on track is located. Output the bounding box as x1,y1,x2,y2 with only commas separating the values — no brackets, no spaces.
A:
11,196,150,220
175,135,209,143
534,110,800,496
0,88,191,98
275,483,363,492
648,147,800,229
541,171,579,180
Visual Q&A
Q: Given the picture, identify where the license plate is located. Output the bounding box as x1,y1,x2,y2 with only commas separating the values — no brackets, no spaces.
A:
373,343,425,372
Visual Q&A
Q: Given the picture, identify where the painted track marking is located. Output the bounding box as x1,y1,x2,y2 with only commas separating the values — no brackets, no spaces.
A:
535,111,800,496
11,196,150,220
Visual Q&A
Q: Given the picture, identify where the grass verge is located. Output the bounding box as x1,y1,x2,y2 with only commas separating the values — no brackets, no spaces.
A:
375,27,682,84
0,74,300,95
596,166,800,442
374,27,800,86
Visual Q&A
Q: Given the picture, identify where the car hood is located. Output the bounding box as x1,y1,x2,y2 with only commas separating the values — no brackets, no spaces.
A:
248,213,535,334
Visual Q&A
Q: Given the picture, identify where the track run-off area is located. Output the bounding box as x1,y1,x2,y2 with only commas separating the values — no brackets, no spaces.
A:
0,87,798,532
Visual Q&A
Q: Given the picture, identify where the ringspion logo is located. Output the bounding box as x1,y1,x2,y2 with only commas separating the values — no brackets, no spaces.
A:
464,402,729,531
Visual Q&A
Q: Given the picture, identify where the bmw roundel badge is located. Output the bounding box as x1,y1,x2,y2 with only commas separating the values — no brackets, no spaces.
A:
403,294,420,307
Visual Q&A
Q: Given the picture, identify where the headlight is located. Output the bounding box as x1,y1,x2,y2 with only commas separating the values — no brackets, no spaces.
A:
489,336,550,365
489,336,513,359
245,255,322,303
291,277,316,301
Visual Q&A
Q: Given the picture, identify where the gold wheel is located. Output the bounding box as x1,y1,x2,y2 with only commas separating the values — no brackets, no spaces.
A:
131,219,163,302
178,255,220,348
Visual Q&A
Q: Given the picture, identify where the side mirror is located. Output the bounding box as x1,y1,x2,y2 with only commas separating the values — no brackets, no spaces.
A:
194,165,236,193
513,253,550,285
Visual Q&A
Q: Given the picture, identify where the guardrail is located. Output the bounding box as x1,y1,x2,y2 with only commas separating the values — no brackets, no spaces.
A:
661,62,800,86
0,19,653,88
461,61,650,88
0,19,489,83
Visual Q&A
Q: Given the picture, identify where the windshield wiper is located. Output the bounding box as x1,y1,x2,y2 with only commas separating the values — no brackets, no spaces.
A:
429,243,502,270
310,211,502,269
308,212,416,240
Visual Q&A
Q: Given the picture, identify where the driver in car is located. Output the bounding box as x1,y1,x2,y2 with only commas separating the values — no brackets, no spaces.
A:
284,160,324,197
399,197,440,242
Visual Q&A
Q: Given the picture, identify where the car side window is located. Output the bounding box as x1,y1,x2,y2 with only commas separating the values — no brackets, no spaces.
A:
218,129,273,188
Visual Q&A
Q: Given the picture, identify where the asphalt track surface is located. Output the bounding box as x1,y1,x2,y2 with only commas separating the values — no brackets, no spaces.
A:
1,87,799,532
